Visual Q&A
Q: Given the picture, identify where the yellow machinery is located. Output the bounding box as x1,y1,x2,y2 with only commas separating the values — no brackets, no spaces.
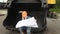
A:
47,0,56,8
47,0,57,18
47,0,56,4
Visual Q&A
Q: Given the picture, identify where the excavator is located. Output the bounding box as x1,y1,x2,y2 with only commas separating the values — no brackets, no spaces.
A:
3,0,56,32
47,0,56,18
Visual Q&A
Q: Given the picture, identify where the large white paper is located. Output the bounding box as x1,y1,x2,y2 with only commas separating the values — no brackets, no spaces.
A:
16,17,38,28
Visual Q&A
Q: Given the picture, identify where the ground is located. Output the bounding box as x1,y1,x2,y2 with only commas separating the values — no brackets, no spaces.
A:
0,9,60,34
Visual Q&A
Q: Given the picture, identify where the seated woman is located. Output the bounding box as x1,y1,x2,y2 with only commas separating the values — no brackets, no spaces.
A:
18,10,31,34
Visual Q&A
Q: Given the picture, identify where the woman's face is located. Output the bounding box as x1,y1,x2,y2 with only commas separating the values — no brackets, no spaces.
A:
22,11,28,18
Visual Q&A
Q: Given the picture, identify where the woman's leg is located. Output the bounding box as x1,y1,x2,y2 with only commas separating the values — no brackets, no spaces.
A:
27,27,31,34
19,27,24,34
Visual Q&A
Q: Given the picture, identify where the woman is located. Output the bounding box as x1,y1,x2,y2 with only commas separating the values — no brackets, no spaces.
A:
19,10,31,34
